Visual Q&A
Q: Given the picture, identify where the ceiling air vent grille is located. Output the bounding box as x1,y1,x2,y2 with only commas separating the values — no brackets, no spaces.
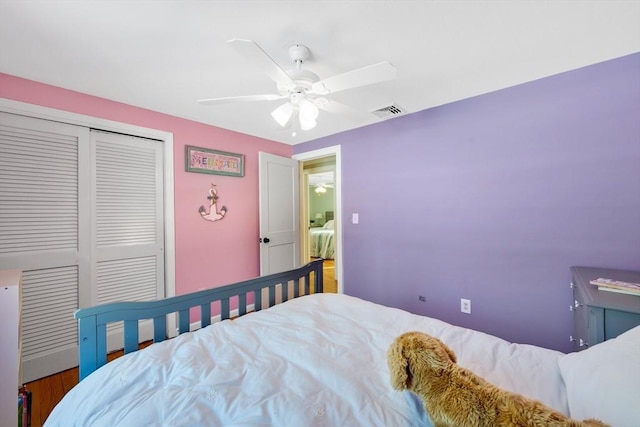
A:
371,104,405,119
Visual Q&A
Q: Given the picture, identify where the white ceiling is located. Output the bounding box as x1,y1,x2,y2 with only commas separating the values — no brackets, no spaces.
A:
1,1,638,145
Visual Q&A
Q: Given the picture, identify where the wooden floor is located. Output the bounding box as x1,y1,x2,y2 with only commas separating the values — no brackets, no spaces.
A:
24,259,337,426
317,257,337,293
24,367,77,427
23,342,152,427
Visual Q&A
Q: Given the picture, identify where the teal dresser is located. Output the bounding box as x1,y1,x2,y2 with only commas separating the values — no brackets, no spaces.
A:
570,266,640,351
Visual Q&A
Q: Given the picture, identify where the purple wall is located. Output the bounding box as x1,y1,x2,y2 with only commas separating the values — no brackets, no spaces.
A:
295,53,640,352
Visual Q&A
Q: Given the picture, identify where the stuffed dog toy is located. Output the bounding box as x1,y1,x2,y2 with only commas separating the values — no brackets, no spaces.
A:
387,331,609,427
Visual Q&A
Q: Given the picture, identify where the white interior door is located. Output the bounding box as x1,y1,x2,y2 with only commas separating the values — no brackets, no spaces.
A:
258,152,299,275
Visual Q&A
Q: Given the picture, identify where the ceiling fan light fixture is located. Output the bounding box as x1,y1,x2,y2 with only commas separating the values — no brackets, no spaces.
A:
300,118,317,131
299,99,319,120
299,99,319,130
299,115,317,130
271,102,294,127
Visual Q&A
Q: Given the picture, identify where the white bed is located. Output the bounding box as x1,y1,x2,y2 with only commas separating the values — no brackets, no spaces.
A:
309,219,334,259
44,293,640,426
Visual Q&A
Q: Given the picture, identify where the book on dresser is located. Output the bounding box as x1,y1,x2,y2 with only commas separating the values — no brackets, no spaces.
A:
589,278,640,296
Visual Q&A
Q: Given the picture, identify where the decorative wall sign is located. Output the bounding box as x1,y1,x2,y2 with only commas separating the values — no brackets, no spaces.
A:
186,145,244,177
199,183,227,222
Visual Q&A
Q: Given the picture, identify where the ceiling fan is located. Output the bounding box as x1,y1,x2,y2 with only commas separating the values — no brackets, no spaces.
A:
308,171,334,193
198,39,398,132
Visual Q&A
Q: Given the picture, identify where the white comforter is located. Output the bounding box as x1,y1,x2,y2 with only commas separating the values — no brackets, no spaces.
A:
45,294,568,426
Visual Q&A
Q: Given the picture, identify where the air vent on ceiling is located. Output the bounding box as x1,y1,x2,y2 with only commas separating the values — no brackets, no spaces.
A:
371,103,405,119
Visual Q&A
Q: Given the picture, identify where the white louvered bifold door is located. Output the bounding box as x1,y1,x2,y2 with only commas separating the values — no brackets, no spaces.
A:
0,113,165,382
90,130,164,352
0,112,91,382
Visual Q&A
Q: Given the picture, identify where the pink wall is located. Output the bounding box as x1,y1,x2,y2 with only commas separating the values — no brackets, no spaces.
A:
0,73,293,296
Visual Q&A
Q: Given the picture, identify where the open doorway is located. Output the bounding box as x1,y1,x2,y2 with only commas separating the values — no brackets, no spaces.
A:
294,145,342,294
305,161,336,293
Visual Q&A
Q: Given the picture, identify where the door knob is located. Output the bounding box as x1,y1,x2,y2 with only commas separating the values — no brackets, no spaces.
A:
260,237,270,243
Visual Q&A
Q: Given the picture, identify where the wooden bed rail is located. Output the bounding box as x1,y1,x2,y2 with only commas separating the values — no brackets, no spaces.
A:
75,259,324,380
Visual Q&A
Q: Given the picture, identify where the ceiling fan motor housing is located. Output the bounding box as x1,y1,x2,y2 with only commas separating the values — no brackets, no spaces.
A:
283,68,320,90
289,44,310,63
278,44,320,94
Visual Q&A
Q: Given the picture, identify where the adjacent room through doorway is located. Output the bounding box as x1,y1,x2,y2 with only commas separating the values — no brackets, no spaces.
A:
300,152,339,294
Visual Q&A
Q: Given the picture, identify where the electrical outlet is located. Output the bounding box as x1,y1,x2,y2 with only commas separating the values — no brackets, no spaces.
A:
460,298,471,314
418,295,426,302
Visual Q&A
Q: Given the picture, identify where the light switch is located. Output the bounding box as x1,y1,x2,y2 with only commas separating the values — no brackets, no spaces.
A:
352,213,359,224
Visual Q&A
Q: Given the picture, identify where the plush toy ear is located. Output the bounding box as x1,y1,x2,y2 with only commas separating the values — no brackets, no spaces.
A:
387,337,411,390
424,336,458,371
388,332,458,391
440,340,457,364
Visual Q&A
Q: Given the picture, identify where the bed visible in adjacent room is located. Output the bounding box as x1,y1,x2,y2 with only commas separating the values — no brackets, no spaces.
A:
309,218,335,259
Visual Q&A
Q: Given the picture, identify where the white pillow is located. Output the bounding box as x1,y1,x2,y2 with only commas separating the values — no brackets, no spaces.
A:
323,219,334,229
558,325,640,427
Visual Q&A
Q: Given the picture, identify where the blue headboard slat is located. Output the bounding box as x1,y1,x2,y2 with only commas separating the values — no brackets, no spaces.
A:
153,316,165,342
304,274,310,294
123,320,138,354
282,281,289,303
293,278,300,298
254,289,263,312
97,323,107,368
268,285,276,307
77,314,98,377
238,294,247,316
178,309,189,334
221,298,230,320
201,303,211,328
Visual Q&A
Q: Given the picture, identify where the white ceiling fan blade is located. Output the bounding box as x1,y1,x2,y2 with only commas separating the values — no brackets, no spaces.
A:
316,99,376,124
198,94,285,105
227,38,296,89
311,61,397,95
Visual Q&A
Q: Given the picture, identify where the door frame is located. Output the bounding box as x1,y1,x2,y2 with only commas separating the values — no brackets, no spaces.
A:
293,145,343,293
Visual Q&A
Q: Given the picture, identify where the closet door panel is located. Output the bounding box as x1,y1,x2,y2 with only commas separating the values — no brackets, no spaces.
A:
21,267,79,380
91,131,164,350
0,112,90,382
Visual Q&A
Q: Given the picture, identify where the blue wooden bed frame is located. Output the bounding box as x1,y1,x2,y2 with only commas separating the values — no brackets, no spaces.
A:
75,259,324,380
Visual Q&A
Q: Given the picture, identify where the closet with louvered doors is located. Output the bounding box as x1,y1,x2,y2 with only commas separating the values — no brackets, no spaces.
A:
0,112,165,382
